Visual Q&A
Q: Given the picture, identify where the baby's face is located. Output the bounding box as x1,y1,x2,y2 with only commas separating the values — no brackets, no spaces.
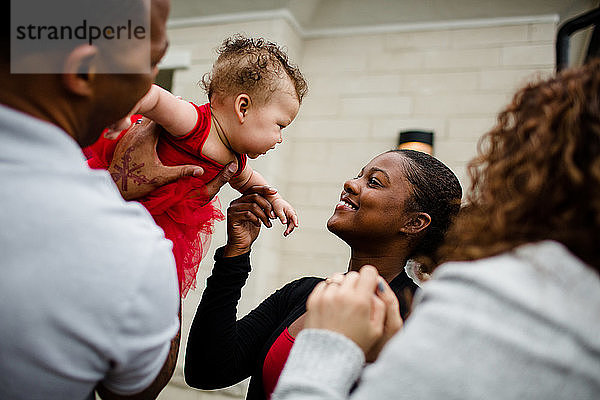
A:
232,79,300,158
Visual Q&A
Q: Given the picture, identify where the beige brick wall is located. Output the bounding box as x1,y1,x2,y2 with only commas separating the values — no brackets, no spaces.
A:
158,16,556,400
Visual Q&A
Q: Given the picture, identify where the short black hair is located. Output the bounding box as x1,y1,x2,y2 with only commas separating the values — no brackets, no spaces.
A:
390,149,462,270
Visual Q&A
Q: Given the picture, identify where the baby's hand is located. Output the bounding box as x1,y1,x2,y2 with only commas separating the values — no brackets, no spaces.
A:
104,116,134,139
270,197,298,236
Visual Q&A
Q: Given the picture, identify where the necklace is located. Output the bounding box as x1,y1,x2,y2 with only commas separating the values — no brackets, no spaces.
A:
210,107,233,152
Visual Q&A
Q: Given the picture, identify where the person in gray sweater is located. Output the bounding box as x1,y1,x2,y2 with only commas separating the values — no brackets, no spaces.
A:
273,60,600,400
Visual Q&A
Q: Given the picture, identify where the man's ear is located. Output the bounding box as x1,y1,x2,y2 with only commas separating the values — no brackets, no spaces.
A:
61,44,98,97
400,212,431,234
234,93,251,123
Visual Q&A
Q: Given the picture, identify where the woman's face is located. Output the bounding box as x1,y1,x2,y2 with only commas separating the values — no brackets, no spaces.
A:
327,152,414,243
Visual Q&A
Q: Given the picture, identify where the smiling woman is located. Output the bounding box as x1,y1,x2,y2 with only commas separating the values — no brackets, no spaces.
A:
329,150,462,280
184,149,462,400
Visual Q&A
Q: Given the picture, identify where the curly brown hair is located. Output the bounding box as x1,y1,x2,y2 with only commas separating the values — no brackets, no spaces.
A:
438,60,600,271
201,35,307,105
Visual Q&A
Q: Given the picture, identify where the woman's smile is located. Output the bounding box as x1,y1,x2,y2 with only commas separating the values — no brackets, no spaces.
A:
335,195,359,211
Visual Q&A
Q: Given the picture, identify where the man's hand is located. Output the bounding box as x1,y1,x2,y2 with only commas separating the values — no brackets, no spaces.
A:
108,117,237,201
223,186,278,257
305,265,388,355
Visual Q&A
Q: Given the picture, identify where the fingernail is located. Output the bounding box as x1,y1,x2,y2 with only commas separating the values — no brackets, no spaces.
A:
377,279,385,292
227,164,237,173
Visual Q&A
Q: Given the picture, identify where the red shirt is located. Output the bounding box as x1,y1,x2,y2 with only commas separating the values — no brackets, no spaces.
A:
262,328,295,399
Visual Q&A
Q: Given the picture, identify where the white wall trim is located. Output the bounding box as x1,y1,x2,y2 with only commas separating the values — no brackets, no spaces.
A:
304,15,559,39
167,8,304,36
168,10,559,38
158,49,191,69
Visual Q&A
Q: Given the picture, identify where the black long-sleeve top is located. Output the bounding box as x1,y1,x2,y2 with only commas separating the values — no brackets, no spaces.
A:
184,247,417,400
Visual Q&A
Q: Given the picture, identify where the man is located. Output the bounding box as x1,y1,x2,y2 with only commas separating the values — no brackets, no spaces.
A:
0,0,234,399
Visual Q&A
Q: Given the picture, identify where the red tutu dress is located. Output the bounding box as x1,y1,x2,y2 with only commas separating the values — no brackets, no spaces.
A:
86,104,247,297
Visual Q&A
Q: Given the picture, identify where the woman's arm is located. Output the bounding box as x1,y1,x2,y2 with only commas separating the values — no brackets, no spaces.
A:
185,250,307,388
184,186,286,388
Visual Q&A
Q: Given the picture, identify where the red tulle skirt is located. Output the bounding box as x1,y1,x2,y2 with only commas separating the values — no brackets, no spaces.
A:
140,178,223,297
85,122,224,297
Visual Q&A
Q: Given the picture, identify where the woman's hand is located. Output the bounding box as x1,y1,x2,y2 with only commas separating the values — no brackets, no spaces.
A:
108,117,238,200
365,278,403,362
223,186,279,257
305,265,389,355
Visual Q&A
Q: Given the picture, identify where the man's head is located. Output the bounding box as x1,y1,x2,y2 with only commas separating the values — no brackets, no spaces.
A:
0,0,170,147
77,0,170,146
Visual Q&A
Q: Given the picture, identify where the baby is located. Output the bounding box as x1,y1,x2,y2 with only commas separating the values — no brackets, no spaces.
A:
87,36,308,296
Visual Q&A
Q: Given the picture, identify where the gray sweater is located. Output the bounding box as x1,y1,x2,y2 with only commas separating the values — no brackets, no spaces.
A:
273,241,600,400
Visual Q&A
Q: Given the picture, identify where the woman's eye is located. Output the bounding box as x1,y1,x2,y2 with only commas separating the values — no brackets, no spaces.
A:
368,177,381,186
278,124,285,129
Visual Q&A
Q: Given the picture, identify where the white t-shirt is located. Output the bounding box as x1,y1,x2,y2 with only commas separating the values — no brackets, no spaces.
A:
0,105,180,400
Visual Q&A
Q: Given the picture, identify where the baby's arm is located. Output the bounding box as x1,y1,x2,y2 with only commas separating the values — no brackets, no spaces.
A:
130,84,199,137
230,165,298,236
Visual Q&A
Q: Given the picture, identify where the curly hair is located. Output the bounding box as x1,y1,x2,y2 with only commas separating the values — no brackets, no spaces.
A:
438,60,600,271
391,150,462,272
201,35,308,105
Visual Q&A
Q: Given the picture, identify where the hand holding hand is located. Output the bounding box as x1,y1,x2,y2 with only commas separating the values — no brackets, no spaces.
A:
223,185,279,257
365,278,403,362
269,197,299,236
305,265,387,355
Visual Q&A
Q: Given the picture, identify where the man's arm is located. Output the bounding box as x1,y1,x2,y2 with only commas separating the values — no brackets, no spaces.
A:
96,308,181,400
96,329,180,400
